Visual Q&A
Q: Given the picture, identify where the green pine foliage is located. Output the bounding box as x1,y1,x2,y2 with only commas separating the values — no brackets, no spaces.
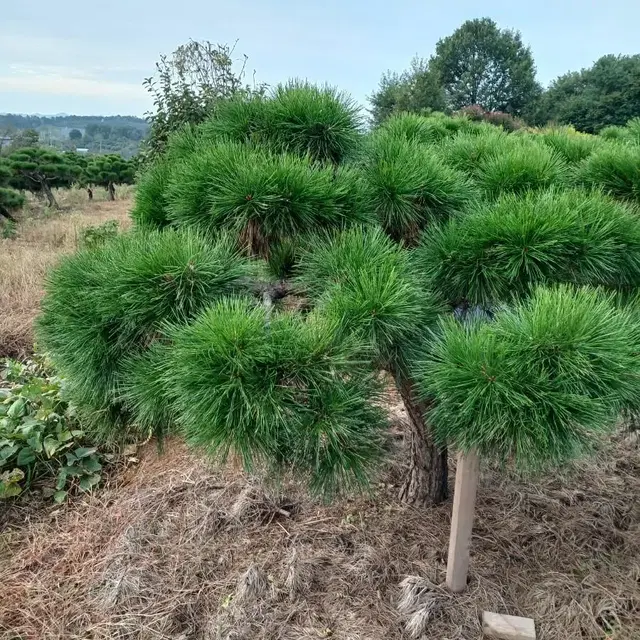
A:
417,286,640,467
418,188,640,307
130,159,172,228
163,298,386,493
297,226,443,369
377,112,482,146
37,230,254,440
267,81,363,164
439,129,510,175
475,139,570,198
166,142,369,256
576,144,640,203
362,134,475,242
539,127,601,164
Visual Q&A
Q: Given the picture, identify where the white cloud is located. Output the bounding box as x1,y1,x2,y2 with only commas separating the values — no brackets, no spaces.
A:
0,70,149,102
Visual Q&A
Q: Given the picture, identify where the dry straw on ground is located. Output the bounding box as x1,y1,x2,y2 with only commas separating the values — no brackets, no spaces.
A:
1,391,638,640
0,188,132,359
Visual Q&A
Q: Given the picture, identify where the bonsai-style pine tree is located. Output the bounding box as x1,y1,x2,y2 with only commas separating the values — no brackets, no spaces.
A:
86,154,135,200
39,87,640,510
8,148,80,209
0,158,25,222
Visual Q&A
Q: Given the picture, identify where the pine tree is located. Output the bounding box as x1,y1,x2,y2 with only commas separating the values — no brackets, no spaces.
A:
39,83,640,506
86,154,135,200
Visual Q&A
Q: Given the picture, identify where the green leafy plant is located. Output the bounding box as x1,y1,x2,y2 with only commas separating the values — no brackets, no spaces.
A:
79,220,120,249
0,358,103,502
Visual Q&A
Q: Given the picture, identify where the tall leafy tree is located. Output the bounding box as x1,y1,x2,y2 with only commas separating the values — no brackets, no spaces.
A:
86,154,135,200
8,148,80,209
143,40,265,161
369,58,446,126
431,18,541,114
529,55,640,132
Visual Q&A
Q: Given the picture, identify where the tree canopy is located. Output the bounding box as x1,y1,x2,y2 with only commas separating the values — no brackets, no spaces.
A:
430,18,541,114
529,55,640,133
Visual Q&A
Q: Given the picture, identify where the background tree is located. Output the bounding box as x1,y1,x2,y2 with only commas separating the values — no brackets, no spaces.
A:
143,39,265,161
369,58,446,126
0,158,24,222
86,154,135,200
8,148,81,208
68,129,83,142
8,129,40,152
430,18,541,114
529,55,640,132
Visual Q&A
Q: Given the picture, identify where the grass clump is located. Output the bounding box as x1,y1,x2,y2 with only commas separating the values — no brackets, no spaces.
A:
539,127,602,164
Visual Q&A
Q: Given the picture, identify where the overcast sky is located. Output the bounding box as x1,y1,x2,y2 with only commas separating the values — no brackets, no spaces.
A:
2,0,638,116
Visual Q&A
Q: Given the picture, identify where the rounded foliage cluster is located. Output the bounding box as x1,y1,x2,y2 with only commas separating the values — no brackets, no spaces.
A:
37,229,253,439
362,134,475,242
417,189,640,306
159,298,387,494
576,144,640,203
417,286,640,467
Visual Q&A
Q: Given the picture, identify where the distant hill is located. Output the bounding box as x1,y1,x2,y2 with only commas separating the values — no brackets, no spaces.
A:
0,114,149,158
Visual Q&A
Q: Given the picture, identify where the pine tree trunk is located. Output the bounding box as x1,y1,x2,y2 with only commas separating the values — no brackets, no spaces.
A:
396,375,448,507
107,182,116,201
41,181,59,209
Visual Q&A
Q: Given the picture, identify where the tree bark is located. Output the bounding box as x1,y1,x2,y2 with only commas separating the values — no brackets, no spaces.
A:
396,374,448,507
107,182,116,201
41,181,59,209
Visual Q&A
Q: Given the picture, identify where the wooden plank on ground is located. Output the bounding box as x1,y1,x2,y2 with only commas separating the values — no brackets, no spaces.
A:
482,611,536,640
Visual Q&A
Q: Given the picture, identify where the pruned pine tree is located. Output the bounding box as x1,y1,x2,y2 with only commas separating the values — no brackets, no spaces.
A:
8,148,80,208
40,84,640,506
0,158,24,222
86,154,135,200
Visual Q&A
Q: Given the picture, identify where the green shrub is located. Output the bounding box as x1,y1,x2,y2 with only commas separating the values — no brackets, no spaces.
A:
79,220,119,249
439,129,510,175
268,81,363,164
362,134,475,242
161,298,386,494
417,286,640,467
599,125,630,143
417,189,640,307
377,112,478,146
166,142,368,256
0,358,103,502
576,144,640,203
476,140,569,198
37,230,254,441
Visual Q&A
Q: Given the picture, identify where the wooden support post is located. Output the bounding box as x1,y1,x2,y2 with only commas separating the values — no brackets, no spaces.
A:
446,449,480,593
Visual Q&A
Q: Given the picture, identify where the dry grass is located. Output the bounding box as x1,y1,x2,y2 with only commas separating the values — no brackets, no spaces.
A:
0,187,132,359
1,391,638,640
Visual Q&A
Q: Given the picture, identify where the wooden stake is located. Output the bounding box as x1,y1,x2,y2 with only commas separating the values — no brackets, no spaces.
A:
446,449,480,593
